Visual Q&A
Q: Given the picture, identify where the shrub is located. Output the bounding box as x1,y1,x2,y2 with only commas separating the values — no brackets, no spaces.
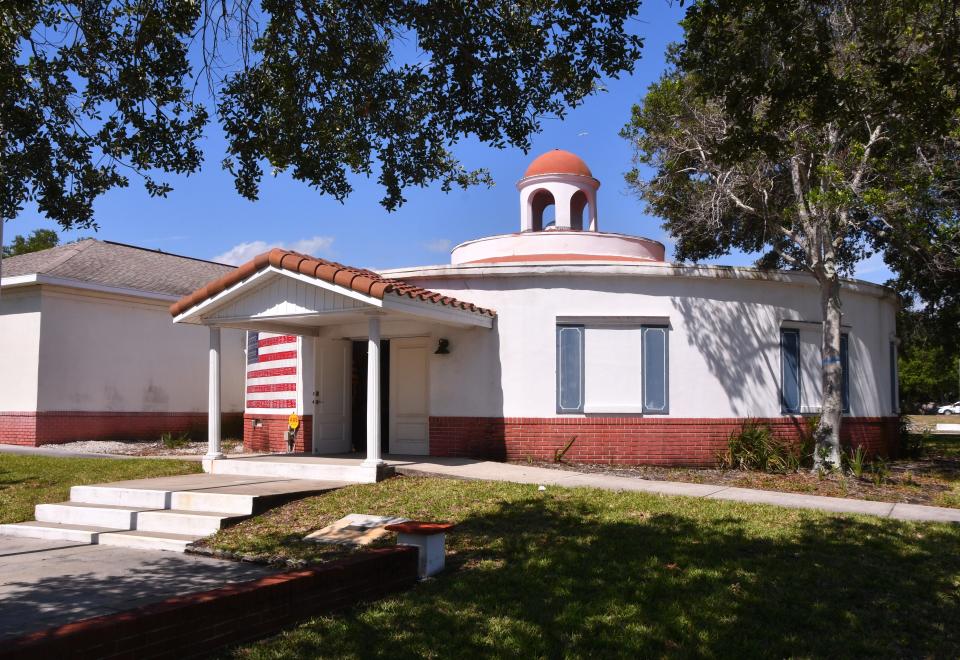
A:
847,445,867,479
161,431,191,449
720,420,798,473
901,424,928,460
870,457,891,485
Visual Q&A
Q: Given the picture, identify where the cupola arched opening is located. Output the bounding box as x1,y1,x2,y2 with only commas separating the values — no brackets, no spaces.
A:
529,189,556,232
570,190,589,231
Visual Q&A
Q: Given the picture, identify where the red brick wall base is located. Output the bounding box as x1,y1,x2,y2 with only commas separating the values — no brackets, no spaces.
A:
429,416,901,466
243,413,313,453
0,546,418,660
0,411,244,447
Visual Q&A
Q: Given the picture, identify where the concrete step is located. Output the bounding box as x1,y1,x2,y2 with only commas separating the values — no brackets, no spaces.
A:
71,484,170,509
169,490,256,515
135,509,242,536
0,521,119,543
35,502,145,529
98,529,203,553
205,458,390,483
71,484,257,516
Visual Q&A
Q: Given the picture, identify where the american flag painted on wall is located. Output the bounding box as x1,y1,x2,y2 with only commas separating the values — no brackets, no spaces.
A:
245,332,298,410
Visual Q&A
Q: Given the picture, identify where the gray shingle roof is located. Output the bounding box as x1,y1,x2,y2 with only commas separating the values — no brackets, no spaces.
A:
2,239,235,297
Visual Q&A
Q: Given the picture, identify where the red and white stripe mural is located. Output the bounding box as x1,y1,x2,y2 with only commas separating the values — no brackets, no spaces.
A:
245,332,299,411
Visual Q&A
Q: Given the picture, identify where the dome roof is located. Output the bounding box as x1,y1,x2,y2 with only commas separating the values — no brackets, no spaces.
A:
523,149,593,178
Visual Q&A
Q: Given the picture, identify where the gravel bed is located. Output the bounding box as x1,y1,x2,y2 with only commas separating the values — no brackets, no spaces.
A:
42,439,241,456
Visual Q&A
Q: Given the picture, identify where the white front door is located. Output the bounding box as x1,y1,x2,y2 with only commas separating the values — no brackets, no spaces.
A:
389,337,429,455
312,339,351,454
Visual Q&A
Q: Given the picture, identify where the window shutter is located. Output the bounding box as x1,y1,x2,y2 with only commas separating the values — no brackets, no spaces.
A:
840,334,850,413
556,325,584,413
246,331,260,365
642,326,669,414
781,329,801,413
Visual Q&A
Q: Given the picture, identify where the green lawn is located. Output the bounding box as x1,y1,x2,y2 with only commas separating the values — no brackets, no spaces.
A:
0,454,201,524
925,432,960,459
217,476,960,659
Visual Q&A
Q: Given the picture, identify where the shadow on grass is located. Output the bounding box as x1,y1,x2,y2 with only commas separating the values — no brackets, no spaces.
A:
239,493,960,659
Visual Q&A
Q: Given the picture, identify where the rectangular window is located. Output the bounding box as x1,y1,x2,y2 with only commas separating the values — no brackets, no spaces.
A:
781,329,801,413
556,322,669,414
556,325,584,413
642,326,669,414
840,334,850,413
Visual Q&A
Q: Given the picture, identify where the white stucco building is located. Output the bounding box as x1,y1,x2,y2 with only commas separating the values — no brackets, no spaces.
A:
0,240,245,445
172,150,901,472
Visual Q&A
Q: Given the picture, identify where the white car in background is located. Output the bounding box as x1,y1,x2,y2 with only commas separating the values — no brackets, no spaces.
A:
938,401,960,415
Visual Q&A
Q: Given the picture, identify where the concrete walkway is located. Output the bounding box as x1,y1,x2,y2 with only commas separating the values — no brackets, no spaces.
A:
0,536,276,641
387,457,960,523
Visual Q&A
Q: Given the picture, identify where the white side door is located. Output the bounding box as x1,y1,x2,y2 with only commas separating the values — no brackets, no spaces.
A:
389,337,429,455
312,339,351,454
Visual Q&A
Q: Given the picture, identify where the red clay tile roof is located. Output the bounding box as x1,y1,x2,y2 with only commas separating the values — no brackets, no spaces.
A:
169,248,495,318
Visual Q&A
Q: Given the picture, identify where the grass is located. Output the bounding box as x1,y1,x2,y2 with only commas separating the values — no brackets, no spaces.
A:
908,414,960,431
926,432,960,459
0,454,201,524
215,476,960,658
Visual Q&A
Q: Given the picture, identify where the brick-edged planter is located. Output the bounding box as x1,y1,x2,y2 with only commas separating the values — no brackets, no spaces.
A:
1,546,418,660
429,416,901,466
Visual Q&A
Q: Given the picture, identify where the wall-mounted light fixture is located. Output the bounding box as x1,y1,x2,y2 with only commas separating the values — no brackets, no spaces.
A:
434,338,451,355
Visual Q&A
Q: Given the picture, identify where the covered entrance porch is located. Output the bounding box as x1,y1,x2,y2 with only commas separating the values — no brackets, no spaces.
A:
170,249,495,482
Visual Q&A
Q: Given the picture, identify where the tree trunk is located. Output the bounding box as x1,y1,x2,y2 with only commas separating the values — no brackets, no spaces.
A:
814,271,844,469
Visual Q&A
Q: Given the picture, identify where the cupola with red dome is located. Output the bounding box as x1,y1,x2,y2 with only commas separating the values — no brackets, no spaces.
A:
518,149,600,232
449,150,665,265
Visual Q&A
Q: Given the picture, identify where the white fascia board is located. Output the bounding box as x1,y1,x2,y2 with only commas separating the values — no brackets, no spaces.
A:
174,266,383,325
382,294,494,328
378,262,895,299
270,267,384,307
2,273,178,302
173,267,275,324
0,274,39,289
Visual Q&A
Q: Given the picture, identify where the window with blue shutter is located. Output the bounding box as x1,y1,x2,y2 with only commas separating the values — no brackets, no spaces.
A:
840,334,850,413
641,326,669,414
556,325,584,413
781,329,801,413
246,331,260,365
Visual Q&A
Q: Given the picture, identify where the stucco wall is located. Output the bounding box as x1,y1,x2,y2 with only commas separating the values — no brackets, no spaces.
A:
394,268,898,420
0,288,42,411
35,287,245,413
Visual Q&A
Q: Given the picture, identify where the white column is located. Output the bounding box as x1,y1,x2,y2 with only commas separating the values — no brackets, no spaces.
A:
555,188,572,229
206,326,223,459
362,315,383,466
588,189,599,232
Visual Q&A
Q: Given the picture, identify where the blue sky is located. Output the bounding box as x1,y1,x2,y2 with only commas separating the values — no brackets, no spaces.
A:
7,2,894,284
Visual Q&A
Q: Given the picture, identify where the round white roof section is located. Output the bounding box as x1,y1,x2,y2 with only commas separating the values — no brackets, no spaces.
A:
450,230,666,265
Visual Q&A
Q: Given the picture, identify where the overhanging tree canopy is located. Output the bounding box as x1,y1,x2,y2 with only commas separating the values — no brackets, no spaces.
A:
1,0,645,232
623,0,960,467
